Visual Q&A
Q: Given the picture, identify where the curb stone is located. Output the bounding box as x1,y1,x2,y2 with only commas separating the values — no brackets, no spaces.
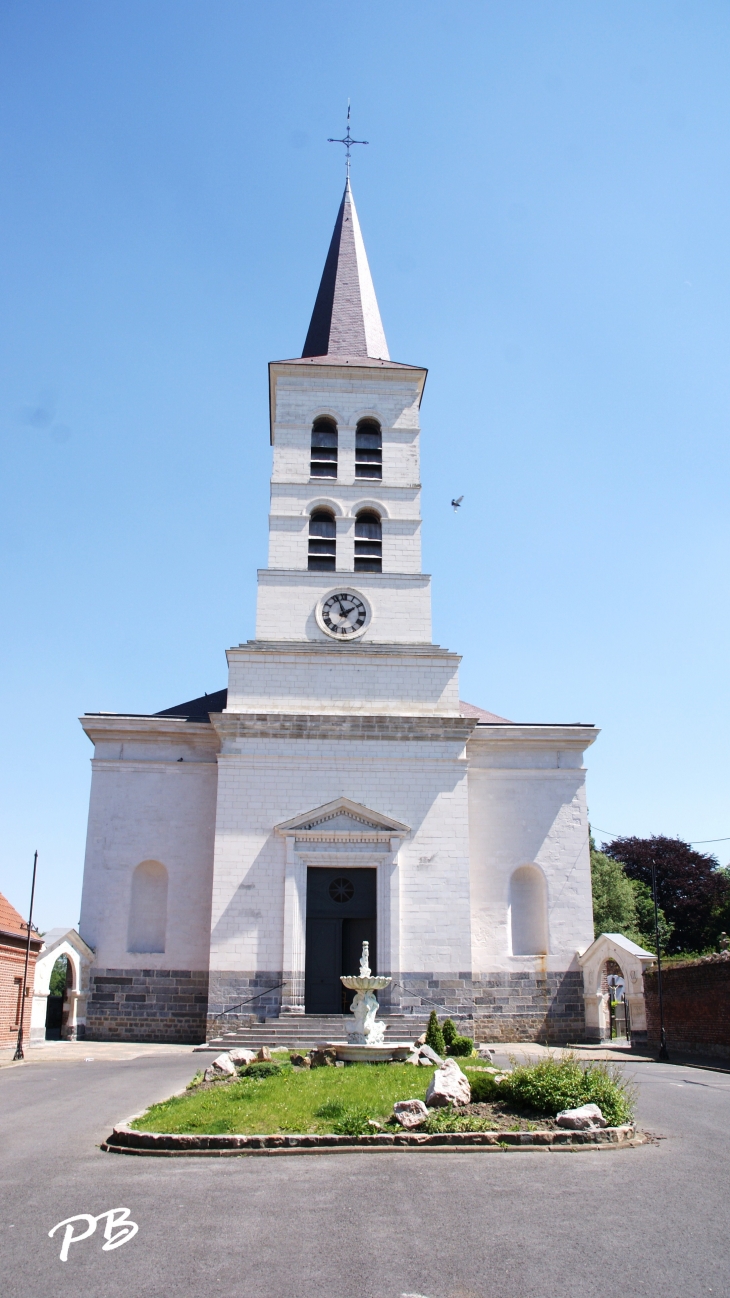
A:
101,1119,646,1156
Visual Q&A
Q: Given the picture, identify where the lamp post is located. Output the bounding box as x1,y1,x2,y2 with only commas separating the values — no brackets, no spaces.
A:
651,858,669,1061
12,851,38,1062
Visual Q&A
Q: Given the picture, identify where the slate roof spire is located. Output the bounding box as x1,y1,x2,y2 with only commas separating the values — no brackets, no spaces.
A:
302,179,390,361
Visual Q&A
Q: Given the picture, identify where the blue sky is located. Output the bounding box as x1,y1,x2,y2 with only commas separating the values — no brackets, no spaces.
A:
1,2,729,929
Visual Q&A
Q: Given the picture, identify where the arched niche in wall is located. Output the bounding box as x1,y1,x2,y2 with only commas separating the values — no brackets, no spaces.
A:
509,865,548,956
127,860,168,954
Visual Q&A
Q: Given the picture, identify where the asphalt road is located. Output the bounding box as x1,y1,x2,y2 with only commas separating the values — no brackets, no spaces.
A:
1,1050,728,1298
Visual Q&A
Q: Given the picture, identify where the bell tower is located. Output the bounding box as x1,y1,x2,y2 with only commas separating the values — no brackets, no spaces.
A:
256,180,430,646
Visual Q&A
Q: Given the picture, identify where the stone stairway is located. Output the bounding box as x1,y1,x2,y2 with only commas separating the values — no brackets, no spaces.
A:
204,1013,475,1050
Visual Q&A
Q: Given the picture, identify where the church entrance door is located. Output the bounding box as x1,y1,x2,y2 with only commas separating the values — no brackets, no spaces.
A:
304,868,376,1013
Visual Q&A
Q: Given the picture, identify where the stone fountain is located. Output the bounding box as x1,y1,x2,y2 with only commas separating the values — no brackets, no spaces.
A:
328,941,415,1063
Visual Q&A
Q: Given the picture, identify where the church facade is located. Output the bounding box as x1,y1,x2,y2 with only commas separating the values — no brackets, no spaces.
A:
78,181,598,1044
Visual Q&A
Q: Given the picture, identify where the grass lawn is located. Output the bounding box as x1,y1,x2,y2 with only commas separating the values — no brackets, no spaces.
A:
132,1061,439,1135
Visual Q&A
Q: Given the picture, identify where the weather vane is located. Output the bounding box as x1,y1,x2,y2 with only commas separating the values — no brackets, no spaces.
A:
328,101,368,180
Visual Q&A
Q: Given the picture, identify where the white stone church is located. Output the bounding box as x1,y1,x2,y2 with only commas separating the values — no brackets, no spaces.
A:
78,180,598,1044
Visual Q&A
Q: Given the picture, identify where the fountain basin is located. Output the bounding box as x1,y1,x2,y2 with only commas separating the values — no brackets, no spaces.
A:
326,1041,415,1064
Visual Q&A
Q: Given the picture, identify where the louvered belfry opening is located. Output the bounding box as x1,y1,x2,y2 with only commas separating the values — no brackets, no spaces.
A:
308,508,337,571
355,418,382,479
354,509,382,573
310,417,338,478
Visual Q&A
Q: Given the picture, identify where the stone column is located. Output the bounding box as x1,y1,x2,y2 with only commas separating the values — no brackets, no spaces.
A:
376,838,401,1011
280,836,306,1013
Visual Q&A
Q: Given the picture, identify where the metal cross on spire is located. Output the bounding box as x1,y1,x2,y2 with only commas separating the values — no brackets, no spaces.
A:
328,101,368,180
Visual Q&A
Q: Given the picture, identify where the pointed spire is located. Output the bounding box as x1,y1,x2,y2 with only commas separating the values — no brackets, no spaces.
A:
302,180,390,361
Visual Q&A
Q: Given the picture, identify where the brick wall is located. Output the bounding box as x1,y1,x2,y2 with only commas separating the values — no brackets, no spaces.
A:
0,937,39,1047
644,956,730,1059
86,968,209,1043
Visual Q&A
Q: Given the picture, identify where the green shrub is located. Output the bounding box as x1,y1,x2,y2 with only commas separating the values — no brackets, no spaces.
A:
442,1018,457,1048
240,1061,282,1079
449,1035,474,1057
425,1010,445,1057
498,1055,634,1126
332,1106,372,1136
468,1072,501,1102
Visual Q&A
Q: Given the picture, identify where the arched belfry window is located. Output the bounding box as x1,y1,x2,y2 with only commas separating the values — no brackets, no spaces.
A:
310,417,338,479
509,865,548,956
354,509,382,573
355,419,382,479
127,860,168,954
308,508,336,571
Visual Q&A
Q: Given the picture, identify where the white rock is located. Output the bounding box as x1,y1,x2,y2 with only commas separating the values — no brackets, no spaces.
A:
211,1053,237,1076
425,1058,471,1108
393,1099,430,1129
404,1051,421,1066
556,1103,607,1130
228,1048,257,1066
418,1044,444,1065
271,1046,289,1054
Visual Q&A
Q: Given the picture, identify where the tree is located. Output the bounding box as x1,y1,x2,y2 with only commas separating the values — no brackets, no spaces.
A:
48,955,68,997
590,837,672,952
603,835,729,954
591,842,637,938
425,1010,445,1057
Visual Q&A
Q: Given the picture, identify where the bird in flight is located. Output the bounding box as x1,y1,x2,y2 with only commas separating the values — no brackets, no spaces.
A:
451,496,464,512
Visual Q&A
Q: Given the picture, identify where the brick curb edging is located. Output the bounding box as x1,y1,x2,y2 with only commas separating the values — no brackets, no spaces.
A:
101,1120,645,1156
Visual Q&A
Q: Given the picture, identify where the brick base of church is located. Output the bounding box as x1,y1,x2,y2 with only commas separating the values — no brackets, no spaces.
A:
86,969,209,1043
203,969,585,1045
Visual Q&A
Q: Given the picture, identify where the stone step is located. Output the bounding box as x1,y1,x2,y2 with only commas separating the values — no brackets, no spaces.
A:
204,1013,473,1050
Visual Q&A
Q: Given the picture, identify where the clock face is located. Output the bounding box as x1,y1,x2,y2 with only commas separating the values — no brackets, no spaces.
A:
318,590,369,640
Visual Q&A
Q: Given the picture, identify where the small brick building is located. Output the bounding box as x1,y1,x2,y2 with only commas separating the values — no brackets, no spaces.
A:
0,892,42,1048
644,955,730,1060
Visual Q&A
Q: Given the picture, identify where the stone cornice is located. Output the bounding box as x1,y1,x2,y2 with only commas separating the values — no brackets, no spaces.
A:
80,715,220,749
227,639,459,662
467,724,600,750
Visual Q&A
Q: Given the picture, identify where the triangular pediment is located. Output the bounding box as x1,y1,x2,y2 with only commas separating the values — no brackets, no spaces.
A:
275,797,409,836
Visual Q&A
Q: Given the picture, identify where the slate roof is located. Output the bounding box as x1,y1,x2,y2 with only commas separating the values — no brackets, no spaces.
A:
459,700,514,724
155,688,228,723
302,180,390,361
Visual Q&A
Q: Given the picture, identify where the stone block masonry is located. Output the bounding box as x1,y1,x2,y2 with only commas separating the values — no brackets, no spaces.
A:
644,956,730,1060
202,970,586,1045
86,969,209,1044
470,972,585,1045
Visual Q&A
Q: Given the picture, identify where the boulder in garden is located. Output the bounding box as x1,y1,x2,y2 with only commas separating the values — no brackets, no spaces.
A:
393,1099,429,1129
418,1043,444,1066
556,1104,607,1130
256,1046,272,1062
309,1047,337,1068
210,1052,237,1077
425,1058,471,1108
228,1048,256,1066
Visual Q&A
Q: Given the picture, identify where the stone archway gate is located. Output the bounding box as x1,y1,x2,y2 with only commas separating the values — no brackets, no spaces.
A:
30,928,95,1044
579,932,655,1045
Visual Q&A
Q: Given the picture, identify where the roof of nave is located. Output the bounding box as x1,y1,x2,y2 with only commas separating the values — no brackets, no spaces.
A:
154,688,228,723
459,700,514,724
153,691,514,726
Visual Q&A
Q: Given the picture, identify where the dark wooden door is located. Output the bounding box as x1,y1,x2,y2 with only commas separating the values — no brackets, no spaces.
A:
304,868,376,1013
304,919,342,1013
